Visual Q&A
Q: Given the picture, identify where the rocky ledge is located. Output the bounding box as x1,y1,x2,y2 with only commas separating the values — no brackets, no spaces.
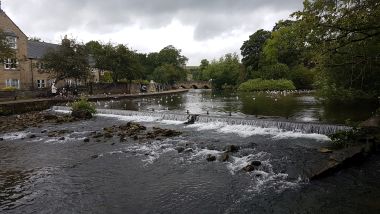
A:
87,122,182,143
0,111,78,134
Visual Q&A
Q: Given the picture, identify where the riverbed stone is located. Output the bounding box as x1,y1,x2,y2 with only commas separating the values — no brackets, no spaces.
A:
319,148,333,153
243,164,255,172
206,154,216,162
219,152,229,162
104,132,113,138
176,147,185,153
83,138,90,142
224,145,239,153
251,160,262,166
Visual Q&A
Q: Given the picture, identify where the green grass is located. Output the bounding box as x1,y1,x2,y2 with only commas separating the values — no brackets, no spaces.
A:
238,78,296,91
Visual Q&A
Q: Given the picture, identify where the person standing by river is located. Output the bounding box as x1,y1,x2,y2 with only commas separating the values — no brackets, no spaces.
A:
51,83,57,97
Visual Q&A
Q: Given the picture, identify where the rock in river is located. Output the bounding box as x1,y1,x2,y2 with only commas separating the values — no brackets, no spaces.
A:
206,154,216,162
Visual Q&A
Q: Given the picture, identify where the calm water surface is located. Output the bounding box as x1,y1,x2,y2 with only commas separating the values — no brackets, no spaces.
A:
95,89,379,124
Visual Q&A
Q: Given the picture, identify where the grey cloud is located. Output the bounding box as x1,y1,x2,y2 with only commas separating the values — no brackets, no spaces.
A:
4,0,303,40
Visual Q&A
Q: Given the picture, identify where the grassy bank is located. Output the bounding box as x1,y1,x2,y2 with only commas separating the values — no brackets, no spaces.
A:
238,78,296,91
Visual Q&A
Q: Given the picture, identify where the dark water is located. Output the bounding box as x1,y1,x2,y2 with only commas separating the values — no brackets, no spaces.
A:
94,89,379,125
1,90,380,213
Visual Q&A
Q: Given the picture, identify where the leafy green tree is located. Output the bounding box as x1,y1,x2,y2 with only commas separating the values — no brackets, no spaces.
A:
240,29,271,77
261,21,306,68
149,45,188,84
203,53,242,89
152,63,186,84
158,45,188,68
294,0,380,100
102,44,142,84
199,59,209,71
43,37,90,83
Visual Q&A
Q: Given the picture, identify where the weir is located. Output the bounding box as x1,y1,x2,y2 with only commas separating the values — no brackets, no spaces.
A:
52,106,351,135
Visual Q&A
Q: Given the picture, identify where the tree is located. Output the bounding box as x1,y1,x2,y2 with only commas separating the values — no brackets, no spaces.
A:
101,44,142,84
240,29,271,77
152,63,186,85
294,0,380,100
149,45,188,84
158,45,188,68
261,21,306,68
203,53,242,89
0,30,14,60
43,37,90,83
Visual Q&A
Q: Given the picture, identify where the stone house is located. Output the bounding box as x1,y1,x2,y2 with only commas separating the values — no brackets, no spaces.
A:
0,4,100,90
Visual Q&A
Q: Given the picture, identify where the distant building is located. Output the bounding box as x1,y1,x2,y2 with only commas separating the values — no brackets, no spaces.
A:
0,3,100,90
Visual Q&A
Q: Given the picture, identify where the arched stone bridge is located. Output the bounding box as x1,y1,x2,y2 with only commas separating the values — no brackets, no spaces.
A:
174,81,212,89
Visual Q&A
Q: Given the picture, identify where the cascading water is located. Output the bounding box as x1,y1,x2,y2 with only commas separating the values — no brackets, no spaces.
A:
52,106,351,135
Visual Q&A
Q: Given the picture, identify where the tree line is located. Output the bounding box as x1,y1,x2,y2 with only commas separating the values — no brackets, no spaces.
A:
0,32,188,87
193,0,380,102
43,38,188,86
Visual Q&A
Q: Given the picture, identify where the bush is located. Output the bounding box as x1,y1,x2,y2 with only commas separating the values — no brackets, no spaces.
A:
289,65,315,89
71,98,96,115
2,86,17,91
329,128,367,149
238,78,296,91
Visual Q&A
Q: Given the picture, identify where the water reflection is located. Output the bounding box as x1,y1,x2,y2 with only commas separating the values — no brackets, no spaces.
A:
0,169,33,210
94,89,378,124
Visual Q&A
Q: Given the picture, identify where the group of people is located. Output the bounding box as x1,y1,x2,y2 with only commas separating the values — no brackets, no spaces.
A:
51,83,79,98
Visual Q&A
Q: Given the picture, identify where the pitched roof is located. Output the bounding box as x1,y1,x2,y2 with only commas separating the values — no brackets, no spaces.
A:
0,9,28,39
27,40,59,59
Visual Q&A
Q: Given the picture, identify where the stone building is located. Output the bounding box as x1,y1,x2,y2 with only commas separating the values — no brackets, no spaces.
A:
0,3,100,90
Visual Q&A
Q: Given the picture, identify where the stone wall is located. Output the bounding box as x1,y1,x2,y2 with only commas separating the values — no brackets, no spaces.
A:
0,89,50,101
88,83,141,95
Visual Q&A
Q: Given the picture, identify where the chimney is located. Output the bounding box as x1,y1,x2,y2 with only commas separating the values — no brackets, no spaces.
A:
0,1,2,11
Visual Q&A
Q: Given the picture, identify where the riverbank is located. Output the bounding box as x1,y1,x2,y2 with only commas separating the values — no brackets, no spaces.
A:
0,89,188,115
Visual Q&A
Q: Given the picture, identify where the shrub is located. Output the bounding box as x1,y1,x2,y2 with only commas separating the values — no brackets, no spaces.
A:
329,128,367,149
2,86,17,91
71,98,96,115
289,65,315,89
238,78,296,91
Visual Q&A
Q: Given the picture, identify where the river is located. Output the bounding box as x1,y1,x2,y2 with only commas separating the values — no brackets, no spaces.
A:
0,89,379,213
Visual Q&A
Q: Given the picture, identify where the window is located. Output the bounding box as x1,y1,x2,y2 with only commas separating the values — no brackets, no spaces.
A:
37,80,46,88
5,79,20,88
4,59,18,70
6,36,17,49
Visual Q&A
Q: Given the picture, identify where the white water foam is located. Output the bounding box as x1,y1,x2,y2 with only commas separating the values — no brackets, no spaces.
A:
120,139,177,165
54,109,71,114
187,122,330,141
97,113,161,122
226,151,302,194
0,131,30,140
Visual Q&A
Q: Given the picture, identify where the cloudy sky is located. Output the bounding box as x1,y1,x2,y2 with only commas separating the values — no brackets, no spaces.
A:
2,0,303,65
